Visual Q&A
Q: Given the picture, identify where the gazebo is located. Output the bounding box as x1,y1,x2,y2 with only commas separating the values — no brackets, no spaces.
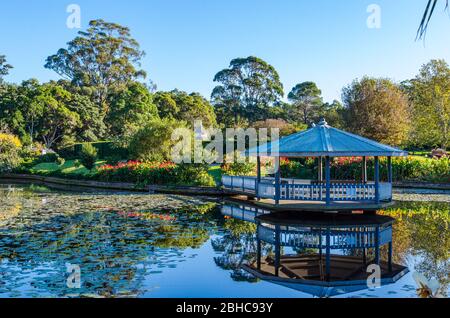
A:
222,119,408,211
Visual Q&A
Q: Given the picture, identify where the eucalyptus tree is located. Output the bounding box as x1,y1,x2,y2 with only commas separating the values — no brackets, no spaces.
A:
106,81,159,139
155,90,217,128
287,81,323,125
0,55,13,82
211,56,284,126
45,19,146,113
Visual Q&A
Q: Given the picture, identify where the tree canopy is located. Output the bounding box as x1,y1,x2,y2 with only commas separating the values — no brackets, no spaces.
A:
45,19,146,111
211,56,284,126
342,77,410,146
404,59,450,149
154,90,217,128
0,55,13,82
287,81,323,125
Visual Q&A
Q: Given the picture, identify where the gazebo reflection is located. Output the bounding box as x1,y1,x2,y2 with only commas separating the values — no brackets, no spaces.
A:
220,201,409,297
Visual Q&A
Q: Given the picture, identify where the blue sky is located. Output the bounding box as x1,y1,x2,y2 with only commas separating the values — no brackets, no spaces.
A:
1,0,449,102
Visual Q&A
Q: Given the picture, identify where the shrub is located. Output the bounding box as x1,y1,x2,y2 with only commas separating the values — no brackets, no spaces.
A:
59,141,128,160
175,164,216,187
128,118,188,162
80,143,98,170
56,156,65,166
221,162,256,176
0,133,22,172
36,152,59,164
96,161,215,186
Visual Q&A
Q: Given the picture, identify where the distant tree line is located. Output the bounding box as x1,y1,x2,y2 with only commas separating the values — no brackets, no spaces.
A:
0,19,449,154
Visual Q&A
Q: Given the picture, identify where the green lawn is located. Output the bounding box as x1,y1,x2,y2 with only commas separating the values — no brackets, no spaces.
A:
30,160,106,176
208,165,222,185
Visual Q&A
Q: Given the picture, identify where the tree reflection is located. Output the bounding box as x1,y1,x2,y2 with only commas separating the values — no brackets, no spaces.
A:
380,202,449,296
212,218,259,283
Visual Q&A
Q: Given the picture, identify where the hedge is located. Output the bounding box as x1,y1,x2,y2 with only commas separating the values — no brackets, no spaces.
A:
58,141,129,160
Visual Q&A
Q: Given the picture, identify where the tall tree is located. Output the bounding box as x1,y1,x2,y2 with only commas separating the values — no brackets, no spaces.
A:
211,56,283,125
404,59,450,149
32,83,81,149
287,82,323,125
155,90,217,128
45,19,146,112
0,55,13,82
342,77,410,146
106,82,159,139
317,100,345,129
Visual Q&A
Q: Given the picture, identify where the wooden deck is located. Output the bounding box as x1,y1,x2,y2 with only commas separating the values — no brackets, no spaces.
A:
244,254,408,284
228,195,394,212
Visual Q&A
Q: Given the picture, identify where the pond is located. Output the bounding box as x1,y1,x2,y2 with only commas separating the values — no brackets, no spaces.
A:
0,184,448,298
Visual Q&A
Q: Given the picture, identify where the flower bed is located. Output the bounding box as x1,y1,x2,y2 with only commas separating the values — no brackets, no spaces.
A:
96,161,216,187
278,156,449,183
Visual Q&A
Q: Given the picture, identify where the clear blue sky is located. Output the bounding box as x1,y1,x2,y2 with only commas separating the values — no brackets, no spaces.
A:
1,0,449,103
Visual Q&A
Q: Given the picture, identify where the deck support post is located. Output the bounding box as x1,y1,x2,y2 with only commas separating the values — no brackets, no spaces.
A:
388,241,393,272
257,237,262,270
256,156,261,199
325,227,331,281
274,225,281,277
374,226,380,265
374,156,380,204
319,229,323,259
325,156,331,206
275,156,281,205
362,156,367,183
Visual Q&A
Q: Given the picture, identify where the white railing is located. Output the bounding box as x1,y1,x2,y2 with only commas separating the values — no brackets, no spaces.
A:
222,175,393,202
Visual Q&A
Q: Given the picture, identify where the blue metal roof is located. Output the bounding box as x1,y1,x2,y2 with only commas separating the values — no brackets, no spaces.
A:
248,119,408,157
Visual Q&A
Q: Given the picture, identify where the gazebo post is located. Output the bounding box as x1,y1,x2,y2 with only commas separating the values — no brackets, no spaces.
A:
362,156,367,183
256,237,262,270
318,156,323,181
374,156,380,204
256,156,261,199
387,156,392,183
274,225,281,276
388,241,393,272
275,156,281,205
374,226,380,265
325,227,331,281
325,156,331,205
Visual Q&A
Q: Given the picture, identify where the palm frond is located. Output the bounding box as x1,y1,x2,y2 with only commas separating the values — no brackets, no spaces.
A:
417,0,448,40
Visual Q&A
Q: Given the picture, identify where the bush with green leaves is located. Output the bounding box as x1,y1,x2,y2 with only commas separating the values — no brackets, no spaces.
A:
80,143,98,170
96,161,216,187
221,161,256,176
0,133,22,172
128,117,188,162
35,152,59,164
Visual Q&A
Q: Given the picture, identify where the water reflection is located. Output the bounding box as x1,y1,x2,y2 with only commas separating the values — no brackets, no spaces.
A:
0,185,448,298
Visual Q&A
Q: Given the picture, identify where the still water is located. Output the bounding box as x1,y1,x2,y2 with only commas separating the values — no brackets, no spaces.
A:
0,185,448,298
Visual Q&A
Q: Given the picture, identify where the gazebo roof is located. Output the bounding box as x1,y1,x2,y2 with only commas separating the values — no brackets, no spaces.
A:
248,119,408,157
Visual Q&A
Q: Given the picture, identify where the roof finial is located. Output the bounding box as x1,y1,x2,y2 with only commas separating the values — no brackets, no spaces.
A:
318,118,328,126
